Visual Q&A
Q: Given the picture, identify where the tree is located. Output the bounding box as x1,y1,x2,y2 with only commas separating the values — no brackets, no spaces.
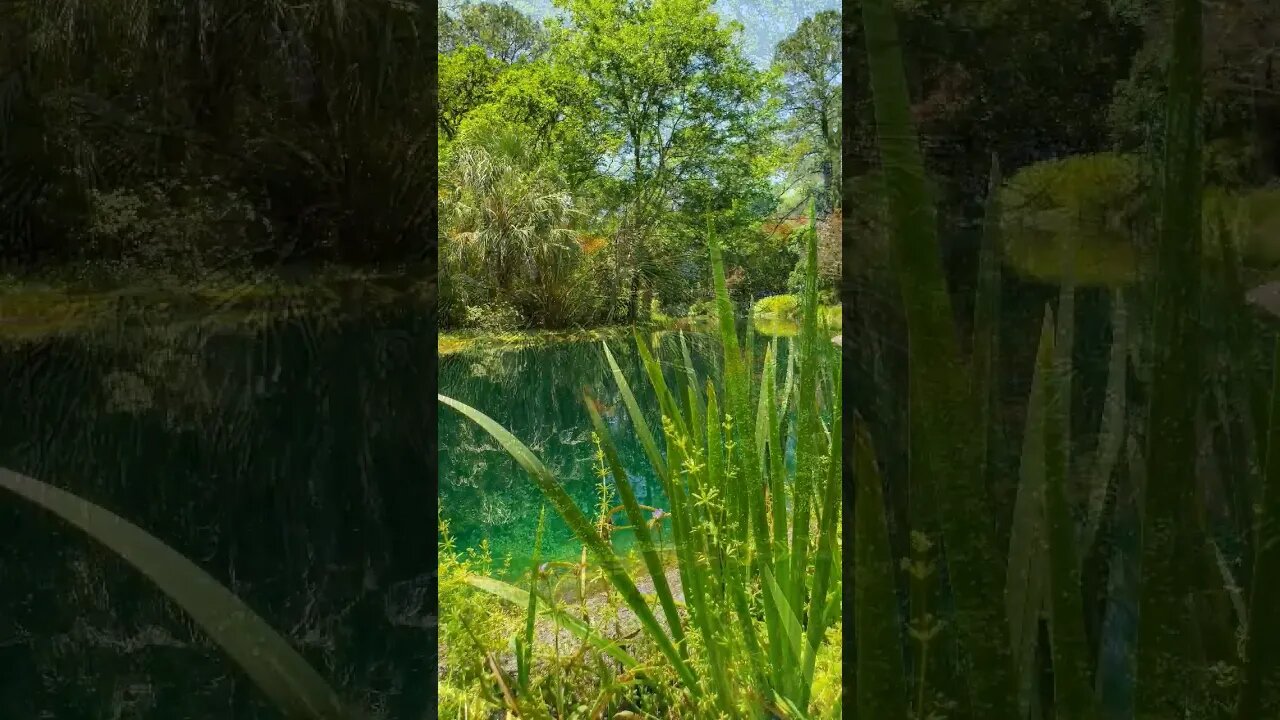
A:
438,1,547,63
438,46,503,139
1109,0,1280,181
774,10,842,213
549,0,776,320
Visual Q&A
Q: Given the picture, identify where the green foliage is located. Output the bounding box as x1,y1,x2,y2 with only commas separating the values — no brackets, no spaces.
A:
436,0,827,331
439,46,504,139
440,220,841,716
1001,154,1280,286
753,294,801,318
438,521,513,718
0,467,351,719
438,1,547,62
862,0,1018,714
773,10,842,213
1,0,433,266
855,1,1280,718
1002,152,1144,222
463,302,526,333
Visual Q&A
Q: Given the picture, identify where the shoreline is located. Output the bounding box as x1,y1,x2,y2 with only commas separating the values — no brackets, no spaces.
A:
0,266,431,342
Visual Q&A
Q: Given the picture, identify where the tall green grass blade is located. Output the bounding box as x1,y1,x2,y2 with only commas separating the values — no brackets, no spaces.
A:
1236,333,1280,717
861,0,1015,712
706,381,768,691
1215,210,1264,573
1041,307,1098,720
466,575,641,669
1007,310,1053,719
761,340,792,594
438,394,699,691
1055,205,1076,496
706,383,728,542
788,199,823,619
634,329,688,441
521,506,547,689
973,152,1004,493
800,406,841,711
1083,293,1128,558
710,229,783,687
763,566,806,686
854,419,910,720
601,342,670,491
757,339,777,474
581,397,689,655
0,467,351,720
1136,0,1208,711
781,336,797,436
679,333,705,437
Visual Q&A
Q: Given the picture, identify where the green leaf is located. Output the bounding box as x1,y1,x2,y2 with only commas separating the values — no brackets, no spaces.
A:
973,151,1004,491
439,394,698,691
1236,333,1280,717
1082,293,1127,558
1136,0,1213,711
0,467,351,720
602,342,670,492
861,0,1015,712
1041,306,1098,720
853,419,910,720
1006,310,1053,719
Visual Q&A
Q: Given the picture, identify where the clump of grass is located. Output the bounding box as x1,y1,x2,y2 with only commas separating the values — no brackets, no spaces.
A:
752,293,801,318
854,0,1280,717
440,202,842,717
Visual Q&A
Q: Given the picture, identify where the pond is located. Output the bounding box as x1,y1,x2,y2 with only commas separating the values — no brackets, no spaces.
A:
438,319,806,579
0,290,434,720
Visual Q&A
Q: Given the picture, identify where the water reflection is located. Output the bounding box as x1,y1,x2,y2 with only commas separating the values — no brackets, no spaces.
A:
0,300,433,719
438,323,805,577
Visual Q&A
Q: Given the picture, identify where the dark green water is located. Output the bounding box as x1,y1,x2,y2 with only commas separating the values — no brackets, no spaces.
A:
438,324,800,578
0,298,434,719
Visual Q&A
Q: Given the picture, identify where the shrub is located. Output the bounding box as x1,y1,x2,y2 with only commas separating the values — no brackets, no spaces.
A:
753,293,801,318
463,302,524,333
437,518,514,719
77,177,265,282
1001,152,1144,225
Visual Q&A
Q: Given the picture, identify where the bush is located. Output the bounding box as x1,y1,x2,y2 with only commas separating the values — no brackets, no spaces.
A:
438,519,515,719
1001,152,1144,225
463,302,525,333
77,177,265,282
753,294,801,318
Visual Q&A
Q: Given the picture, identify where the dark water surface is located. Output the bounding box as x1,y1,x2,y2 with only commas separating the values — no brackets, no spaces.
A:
0,299,434,719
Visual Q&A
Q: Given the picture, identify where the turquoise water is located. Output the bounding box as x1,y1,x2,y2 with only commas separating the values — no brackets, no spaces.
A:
438,326,802,578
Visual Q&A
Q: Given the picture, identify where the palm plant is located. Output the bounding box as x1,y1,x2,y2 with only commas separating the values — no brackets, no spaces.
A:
441,127,588,326
440,203,842,717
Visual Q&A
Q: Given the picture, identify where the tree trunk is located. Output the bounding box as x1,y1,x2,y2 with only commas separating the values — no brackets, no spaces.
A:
819,108,834,213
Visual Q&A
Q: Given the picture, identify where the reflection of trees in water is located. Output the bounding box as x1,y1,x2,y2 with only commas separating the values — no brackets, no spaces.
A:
0,306,434,719
439,335,722,568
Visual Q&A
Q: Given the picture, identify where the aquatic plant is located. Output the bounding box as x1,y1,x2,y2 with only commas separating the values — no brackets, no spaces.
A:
855,0,1280,716
440,201,842,717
